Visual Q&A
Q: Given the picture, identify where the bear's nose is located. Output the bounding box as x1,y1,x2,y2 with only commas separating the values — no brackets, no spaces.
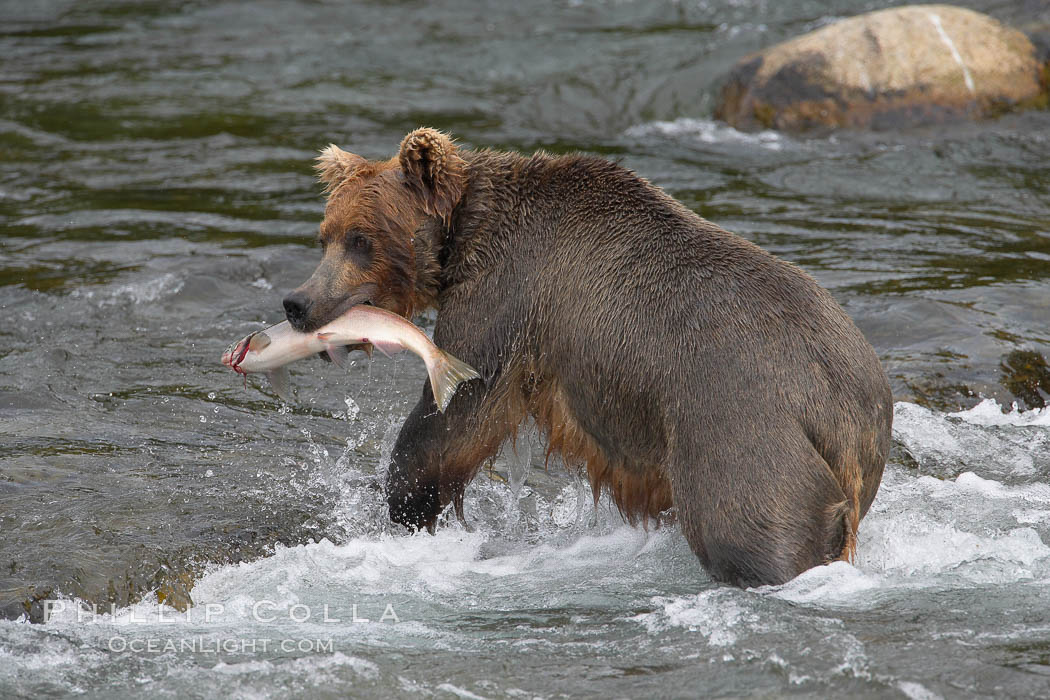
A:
282,292,312,329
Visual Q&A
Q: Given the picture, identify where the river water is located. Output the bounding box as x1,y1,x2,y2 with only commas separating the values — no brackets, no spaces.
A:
2,0,1050,697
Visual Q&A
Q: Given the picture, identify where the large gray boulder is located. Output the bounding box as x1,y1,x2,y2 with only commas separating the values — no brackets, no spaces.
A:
716,4,1049,131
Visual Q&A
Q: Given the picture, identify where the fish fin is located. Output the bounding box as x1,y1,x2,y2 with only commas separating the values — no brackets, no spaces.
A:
428,350,482,413
247,331,271,352
326,344,350,369
373,340,402,358
266,366,295,404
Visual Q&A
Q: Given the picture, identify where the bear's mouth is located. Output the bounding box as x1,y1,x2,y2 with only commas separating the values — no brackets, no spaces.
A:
328,283,378,321
288,282,380,333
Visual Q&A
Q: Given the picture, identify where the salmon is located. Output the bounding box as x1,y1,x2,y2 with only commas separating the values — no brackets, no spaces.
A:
222,306,480,411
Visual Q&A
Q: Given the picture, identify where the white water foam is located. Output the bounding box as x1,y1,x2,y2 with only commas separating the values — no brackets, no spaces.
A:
633,588,760,647
893,400,1049,476
950,398,1050,427
624,117,787,151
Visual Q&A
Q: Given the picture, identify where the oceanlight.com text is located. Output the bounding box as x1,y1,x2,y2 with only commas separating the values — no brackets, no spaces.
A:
106,636,335,654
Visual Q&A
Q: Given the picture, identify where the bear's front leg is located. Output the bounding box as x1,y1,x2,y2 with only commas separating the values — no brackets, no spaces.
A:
386,377,509,532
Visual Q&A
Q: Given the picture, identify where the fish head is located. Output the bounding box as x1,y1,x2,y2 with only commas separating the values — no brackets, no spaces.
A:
221,332,261,374
283,133,466,332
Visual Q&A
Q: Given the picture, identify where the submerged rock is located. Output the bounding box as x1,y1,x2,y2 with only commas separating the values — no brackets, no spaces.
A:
1001,349,1050,410
715,4,1050,132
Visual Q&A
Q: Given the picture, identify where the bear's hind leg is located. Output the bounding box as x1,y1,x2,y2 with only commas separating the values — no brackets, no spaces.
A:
668,432,853,588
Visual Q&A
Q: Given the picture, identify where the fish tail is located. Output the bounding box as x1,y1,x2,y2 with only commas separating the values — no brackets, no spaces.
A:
428,351,481,413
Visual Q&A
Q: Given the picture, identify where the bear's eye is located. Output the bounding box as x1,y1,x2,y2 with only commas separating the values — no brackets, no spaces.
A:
345,233,372,264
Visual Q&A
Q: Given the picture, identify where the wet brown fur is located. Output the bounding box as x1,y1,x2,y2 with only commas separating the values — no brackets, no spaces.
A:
286,128,893,587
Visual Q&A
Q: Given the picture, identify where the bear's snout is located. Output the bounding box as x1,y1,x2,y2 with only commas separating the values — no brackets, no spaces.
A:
282,291,313,331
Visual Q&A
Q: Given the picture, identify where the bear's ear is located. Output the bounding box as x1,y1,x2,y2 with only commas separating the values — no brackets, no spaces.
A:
398,128,467,221
315,144,366,193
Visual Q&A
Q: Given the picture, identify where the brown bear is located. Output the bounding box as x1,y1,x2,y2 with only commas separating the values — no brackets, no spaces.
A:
282,128,893,588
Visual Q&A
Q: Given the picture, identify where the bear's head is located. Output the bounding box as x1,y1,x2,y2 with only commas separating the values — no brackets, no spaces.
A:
282,128,467,332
